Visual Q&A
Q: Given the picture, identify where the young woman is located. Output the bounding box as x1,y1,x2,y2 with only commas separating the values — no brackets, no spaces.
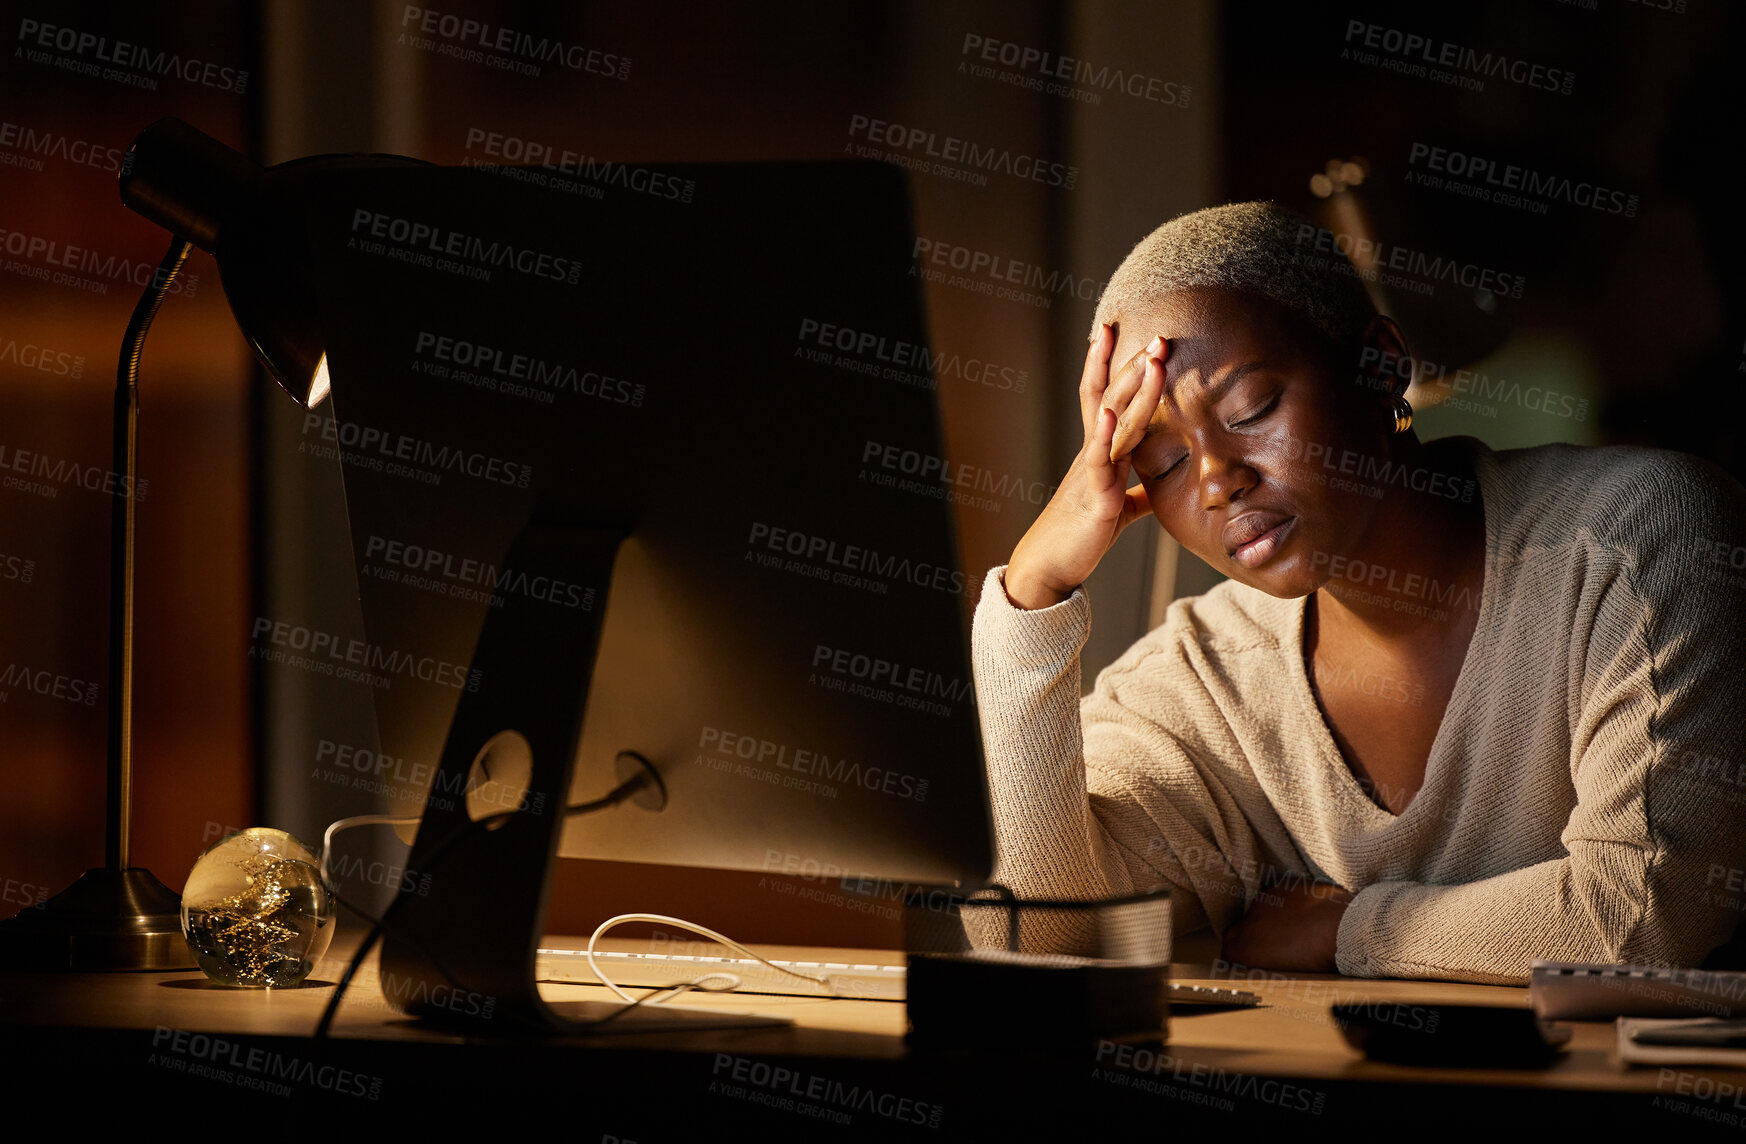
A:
972,201,1746,983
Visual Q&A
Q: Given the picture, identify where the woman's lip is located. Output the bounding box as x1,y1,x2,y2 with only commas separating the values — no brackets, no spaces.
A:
1232,516,1296,569
1222,508,1291,553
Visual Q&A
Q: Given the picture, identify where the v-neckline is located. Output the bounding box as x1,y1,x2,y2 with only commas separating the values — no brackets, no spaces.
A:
1289,439,1498,825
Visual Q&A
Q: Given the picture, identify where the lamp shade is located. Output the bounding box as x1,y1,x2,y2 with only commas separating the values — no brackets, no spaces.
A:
0,119,430,971
118,118,426,407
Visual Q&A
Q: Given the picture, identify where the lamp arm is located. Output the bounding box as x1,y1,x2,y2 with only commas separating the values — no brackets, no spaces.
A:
106,236,193,872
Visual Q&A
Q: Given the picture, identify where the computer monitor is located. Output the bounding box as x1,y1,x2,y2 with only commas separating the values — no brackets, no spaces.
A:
292,158,994,1029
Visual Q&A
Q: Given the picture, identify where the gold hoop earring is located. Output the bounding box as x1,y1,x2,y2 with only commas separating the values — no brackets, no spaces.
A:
1390,394,1413,434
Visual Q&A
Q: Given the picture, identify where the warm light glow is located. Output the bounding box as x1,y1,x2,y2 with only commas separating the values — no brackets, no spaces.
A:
308,353,331,408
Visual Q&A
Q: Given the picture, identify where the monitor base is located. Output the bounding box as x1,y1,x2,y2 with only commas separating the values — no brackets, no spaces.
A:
377,520,648,1035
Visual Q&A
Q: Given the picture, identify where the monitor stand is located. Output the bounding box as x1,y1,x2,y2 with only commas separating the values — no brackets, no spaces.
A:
376,519,788,1035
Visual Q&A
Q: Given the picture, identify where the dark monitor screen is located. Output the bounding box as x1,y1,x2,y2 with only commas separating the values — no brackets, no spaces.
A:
299,159,992,891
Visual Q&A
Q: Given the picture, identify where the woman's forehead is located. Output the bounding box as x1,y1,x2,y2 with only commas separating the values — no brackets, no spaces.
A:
1112,289,1282,373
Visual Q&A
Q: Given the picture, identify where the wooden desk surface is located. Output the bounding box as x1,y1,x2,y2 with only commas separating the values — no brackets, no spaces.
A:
4,938,1742,1137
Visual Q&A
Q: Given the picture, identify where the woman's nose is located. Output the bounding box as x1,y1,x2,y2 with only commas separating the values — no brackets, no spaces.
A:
1196,447,1259,510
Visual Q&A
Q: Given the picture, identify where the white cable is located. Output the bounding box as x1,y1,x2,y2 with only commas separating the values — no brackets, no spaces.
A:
640,973,743,1003
319,814,422,886
317,828,841,1012
585,913,836,1005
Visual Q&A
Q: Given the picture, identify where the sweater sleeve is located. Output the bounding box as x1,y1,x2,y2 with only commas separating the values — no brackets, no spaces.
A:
1336,455,1746,983
969,564,1294,955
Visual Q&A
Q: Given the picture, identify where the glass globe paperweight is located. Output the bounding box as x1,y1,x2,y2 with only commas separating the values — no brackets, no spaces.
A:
180,827,334,987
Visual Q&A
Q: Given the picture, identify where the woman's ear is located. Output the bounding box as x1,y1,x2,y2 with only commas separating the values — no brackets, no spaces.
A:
1356,314,1413,399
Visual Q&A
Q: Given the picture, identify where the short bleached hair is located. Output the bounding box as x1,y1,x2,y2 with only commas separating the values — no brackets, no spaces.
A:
1089,201,1377,351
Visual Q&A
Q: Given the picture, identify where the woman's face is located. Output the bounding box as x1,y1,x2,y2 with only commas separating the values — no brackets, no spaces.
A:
1112,287,1404,600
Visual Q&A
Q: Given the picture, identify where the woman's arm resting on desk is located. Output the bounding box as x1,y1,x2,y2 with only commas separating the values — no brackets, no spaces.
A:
1335,456,1746,984
970,563,1304,953
1223,879,1353,973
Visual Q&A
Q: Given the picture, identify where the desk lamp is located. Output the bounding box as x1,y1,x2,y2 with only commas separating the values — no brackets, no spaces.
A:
0,119,418,970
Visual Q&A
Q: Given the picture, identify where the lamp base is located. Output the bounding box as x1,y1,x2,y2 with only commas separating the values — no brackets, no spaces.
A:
0,866,196,971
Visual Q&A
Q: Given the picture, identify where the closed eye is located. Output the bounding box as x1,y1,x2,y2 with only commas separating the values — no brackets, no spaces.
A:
1230,393,1280,428
1149,452,1187,481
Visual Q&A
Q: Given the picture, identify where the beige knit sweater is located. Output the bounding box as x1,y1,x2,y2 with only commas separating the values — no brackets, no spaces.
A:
970,437,1746,984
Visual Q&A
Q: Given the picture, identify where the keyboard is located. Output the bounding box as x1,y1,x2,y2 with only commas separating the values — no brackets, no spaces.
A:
536,947,1261,1008
1529,961,1746,1020
538,947,907,1000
